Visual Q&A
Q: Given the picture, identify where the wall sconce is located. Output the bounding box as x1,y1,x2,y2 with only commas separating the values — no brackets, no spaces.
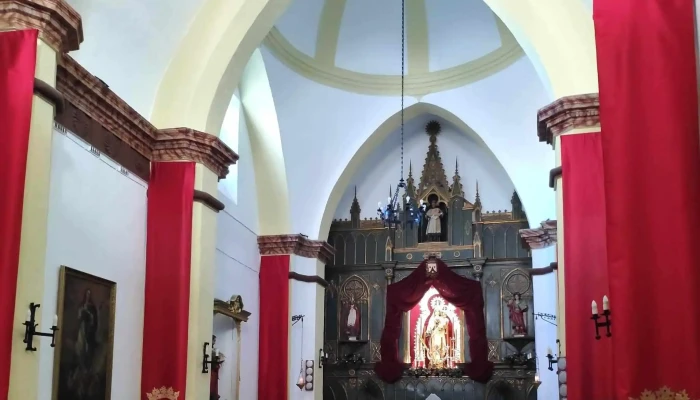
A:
591,295,612,340
546,339,561,371
22,303,58,351
319,348,328,368
201,342,223,373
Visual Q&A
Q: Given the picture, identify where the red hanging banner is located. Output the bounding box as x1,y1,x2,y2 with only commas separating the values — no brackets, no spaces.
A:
595,0,700,398
258,255,291,400
0,29,38,398
561,132,613,400
141,162,195,399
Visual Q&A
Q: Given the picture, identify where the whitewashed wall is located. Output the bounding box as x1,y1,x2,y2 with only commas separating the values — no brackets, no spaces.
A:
215,96,261,400
333,114,516,221
38,125,148,400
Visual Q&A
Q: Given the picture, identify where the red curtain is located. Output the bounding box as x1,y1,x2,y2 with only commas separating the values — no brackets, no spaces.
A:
375,258,493,383
258,255,290,400
561,133,612,400
0,29,37,398
595,0,700,398
141,162,195,399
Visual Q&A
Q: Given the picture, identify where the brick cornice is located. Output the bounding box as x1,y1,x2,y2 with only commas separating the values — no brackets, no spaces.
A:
0,0,82,52
537,93,600,145
519,219,557,250
55,54,238,179
258,235,335,265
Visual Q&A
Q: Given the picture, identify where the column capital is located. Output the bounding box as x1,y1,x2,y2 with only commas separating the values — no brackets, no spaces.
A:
153,128,239,179
55,54,238,180
519,219,557,250
258,234,335,264
0,0,83,52
537,93,600,145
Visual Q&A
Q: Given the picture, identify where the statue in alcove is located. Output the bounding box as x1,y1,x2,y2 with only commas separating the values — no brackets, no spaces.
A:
425,305,451,368
345,299,361,341
506,293,528,337
422,193,448,242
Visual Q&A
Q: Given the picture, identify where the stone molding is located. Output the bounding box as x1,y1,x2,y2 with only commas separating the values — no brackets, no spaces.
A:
537,93,600,145
519,220,557,250
258,234,335,264
0,0,82,52
56,54,238,179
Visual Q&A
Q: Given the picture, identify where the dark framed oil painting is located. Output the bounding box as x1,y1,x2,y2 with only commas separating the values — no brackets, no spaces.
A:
53,266,116,400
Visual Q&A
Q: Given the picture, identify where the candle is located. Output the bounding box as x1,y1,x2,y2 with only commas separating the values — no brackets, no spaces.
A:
378,201,381,208
534,373,540,382
547,347,553,356
406,195,410,202
25,310,30,322
52,315,58,327
420,199,424,205
603,295,609,311
387,197,391,204
591,300,598,315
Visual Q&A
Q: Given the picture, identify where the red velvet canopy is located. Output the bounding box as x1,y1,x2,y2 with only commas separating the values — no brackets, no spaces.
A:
375,258,494,383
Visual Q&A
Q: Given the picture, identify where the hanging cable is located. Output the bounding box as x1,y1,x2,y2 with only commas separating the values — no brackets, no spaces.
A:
400,0,405,183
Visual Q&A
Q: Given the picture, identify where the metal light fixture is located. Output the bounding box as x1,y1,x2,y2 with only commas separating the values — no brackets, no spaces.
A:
23,303,58,351
201,342,223,373
546,339,561,371
376,0,424,230
591,295,612,339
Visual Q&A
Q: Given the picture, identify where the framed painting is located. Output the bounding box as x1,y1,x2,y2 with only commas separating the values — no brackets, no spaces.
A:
53,266,116,400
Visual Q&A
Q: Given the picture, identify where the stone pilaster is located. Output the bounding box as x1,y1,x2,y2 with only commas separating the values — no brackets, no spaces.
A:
0,2,81,399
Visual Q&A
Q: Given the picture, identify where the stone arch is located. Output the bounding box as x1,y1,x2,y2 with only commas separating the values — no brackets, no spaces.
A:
148,0,598,236
151,0,597,135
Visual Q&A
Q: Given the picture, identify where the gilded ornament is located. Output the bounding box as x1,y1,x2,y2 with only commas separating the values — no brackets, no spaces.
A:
629,386,693,400
146,386,180,400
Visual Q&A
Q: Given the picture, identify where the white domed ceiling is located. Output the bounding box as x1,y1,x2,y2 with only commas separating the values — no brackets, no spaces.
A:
265,0,524,96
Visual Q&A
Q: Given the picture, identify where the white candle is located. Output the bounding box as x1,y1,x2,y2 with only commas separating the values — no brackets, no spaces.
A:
25,310,30,322
406,195,410,202
53,315,58,327
591,300,598,315
387,197,391,204
547,347,553,356
378,201,381,208
603,295,609,311
534,373,540,382
420,199,424,205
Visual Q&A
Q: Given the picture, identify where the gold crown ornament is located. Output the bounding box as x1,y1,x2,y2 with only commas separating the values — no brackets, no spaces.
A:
629,386,693,400
146,386,180,400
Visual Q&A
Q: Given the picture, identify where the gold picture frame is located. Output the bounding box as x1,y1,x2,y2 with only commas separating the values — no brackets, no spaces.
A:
52,266,116,400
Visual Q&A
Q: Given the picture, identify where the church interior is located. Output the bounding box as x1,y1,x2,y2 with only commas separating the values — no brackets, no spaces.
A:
1,1,698,400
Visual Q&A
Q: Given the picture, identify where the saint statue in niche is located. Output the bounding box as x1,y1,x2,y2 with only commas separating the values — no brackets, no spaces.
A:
507,293,528,337
425,306,451,368
411,291,462,369
422,194,447,242
345,300,361,341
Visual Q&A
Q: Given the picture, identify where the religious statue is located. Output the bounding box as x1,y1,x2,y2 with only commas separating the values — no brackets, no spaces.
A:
210,335,225,400
345,301,361,341
424,306,451,368
507,292,528,336
425,197,444,242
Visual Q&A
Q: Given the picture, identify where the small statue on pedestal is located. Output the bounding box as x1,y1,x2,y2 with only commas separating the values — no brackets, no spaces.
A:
507,293,528,337
345,300,361,341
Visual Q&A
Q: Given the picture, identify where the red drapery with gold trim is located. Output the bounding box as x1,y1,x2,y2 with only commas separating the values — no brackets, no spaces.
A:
375,258,492,383
595,0,700,398
561,133,613,399
141,162,195,399
258,255,290,400
0,29,37,398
